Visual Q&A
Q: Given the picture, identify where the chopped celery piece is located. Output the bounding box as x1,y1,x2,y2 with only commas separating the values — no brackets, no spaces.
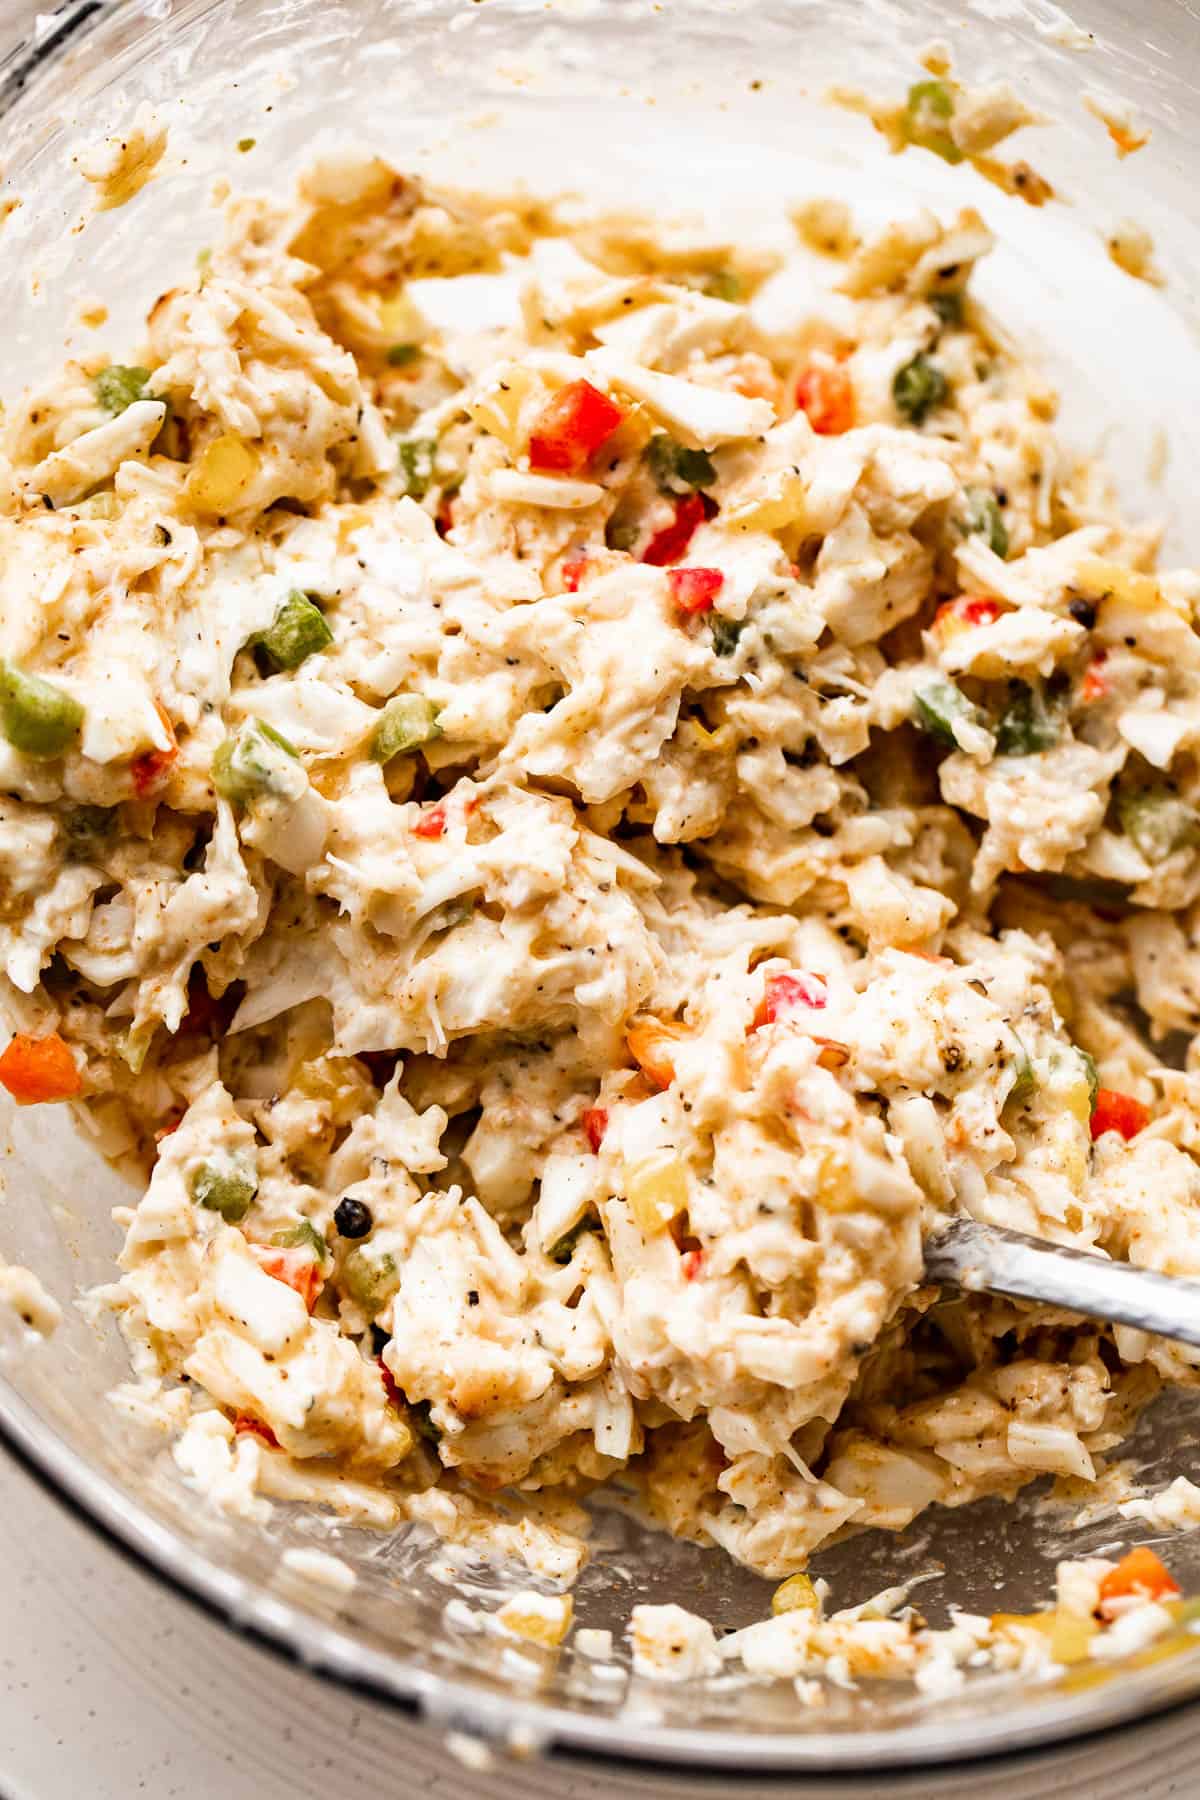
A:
963,486,1009,559
342,1245,399,1315
396,437,439,499
386,343,421,367
257,590,333,671
211,718,300,805
1117,787,1200,864
370,694,442,763
893,353,949,425
95,364,152,415
271,1219,328,1264
930,291,964,328
190,1155,257,1222
904,79,964,164
913,677,978,745
0,660,83,758
646,434,717,495
711,615,745,657
995,683,1060,756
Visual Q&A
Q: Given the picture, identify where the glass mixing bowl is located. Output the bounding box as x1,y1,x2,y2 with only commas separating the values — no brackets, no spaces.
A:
2,0,1200,1773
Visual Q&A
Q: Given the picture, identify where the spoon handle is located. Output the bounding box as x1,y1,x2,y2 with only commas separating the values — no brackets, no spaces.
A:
924,1216,1200,1352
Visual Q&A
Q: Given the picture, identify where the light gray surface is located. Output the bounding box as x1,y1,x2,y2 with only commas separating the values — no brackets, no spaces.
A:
0,1445,1197,1799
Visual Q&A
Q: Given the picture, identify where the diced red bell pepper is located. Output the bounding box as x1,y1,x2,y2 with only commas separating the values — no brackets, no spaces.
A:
233,1411,279,1449
562,554,589,593
668,567,725,615
180,966,240,1039
681,1248,705,1281
795,359,855,435
0,1031,82,1105
250,1244,323,1313
1091,1088,1150,1141
752,971,828,1031
933,594,1002,634
528,380,626,475
1098,1546,1179,1608
413,803,446,840
627,1016,691,1089
642,493,709,567
582,1106,608,1152
130,702,179,798
435,495,456,538
1081,652,1109,703
378,1357,403,1409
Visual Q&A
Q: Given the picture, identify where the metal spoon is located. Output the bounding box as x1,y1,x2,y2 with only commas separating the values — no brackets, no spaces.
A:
925,1216,1200,1352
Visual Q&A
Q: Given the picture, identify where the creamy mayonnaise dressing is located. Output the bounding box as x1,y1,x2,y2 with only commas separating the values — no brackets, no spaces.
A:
0,149,1197,1686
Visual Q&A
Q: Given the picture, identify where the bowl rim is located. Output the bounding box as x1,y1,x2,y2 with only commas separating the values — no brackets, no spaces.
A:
3,0,1200,1772
6,1358,1200,1772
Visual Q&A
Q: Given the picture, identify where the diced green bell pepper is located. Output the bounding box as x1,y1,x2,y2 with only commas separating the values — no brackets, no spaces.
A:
549,1220,591,1265
342,1245,399,1316
994,682,1060,756
605,513,641,553
190,1155,258,1222
646,434,717,495
0,660,84,758
410,1398,441,1444
904,79,964,164
386,344,421,367
963,486,1009,559
1117,787,1200,864
930,291,964,329
1005,1038,1036,1106
893,353,949,425
211,717,301,805
1077,1048,1100,1116
370,694,442,763
702,271,742,302
913,676,978,745
396,437,439,500
271,1219,329,1264
710,615,745,657
62,804,116,854
257,590,333,671
94,364,152,415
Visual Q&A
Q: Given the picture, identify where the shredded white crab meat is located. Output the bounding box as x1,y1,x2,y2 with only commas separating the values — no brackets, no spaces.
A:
0,148,1199,1690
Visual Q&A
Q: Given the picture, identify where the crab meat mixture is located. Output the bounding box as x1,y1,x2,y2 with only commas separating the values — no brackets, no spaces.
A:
2,149,1200,1690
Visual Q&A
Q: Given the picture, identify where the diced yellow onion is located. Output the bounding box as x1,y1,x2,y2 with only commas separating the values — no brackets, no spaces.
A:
625,1153,688,1236
496,1593,574,1647
186,434,260,514
771,1573,819,1617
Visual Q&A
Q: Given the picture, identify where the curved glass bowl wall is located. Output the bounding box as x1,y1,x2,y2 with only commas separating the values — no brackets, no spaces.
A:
1,0,1200,1770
